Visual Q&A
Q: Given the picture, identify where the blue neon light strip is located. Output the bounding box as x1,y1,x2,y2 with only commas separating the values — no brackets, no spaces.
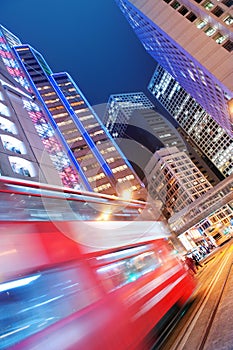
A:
52,72,142,182
49,73,114,179
12,45,92,191
59,72,144,186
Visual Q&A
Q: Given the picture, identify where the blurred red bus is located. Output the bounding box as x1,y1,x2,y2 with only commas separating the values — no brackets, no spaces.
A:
0,177,196,349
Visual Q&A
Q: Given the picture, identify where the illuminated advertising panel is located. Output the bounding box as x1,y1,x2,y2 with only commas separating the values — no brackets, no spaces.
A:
0,34,32,92
23,99,79,188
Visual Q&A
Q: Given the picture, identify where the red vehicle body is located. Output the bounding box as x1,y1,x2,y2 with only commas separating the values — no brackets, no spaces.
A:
0,178,196,349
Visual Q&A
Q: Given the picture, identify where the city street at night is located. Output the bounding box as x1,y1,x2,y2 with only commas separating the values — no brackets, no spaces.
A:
0,0,232,349
159,241,233,350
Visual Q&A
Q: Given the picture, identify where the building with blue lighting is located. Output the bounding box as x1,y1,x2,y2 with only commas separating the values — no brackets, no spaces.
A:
115,0,233,137
0,59,63,183
0,25,144,197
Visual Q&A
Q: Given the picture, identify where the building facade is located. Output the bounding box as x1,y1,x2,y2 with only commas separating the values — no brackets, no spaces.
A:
104,92,155,137
0,25,80,188
0,57,76,185
0,24,144,197
105,91,221,185
145,146,213,217
115,0,233,137
148,64,233,178
145,146,233,248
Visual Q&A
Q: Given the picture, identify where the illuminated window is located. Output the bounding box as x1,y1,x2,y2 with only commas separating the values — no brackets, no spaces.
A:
204,26,217,36
203,1,214,10
196,20,207,29
0,102,10,117
0,117,17,134
1,135,26,154
223,15,233,25
213,33,228,44
9,156,36,177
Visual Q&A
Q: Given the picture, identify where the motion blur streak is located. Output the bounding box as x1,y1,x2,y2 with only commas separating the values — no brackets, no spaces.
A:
0,178,197,349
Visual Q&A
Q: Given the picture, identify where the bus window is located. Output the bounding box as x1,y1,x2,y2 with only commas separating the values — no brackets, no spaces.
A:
96,250,160,292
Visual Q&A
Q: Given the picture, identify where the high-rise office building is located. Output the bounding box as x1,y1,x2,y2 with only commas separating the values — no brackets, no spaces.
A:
105,92,221,185
0,25,80,188
115,0,233,137
145,146,213,217
104,92,155,137
0,53,79,186
13,45,143,196
144,146,232,245
148,64,233,178
0,24,144,196
104,92,186,179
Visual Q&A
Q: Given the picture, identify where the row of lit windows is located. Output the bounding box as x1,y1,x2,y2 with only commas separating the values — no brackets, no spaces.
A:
88,172,105,183
66,136,83,145
70,101,84,107
112,164,128,174
57,119,74,127
79,114,93,122
162,0,233,51
77,153,94,162
94,183,112,192
100,146,116,155
117,174,135,183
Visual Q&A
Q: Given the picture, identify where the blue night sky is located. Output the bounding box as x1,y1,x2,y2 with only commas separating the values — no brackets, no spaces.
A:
0,0,158,109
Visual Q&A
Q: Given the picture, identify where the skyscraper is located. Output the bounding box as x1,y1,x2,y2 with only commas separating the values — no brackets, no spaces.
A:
0,24,144,196
0,25,80,188
104,92,155,137
145,146,213,217
145,146,233,249
115,0,233,137
104,91,221,185
148,64,233,178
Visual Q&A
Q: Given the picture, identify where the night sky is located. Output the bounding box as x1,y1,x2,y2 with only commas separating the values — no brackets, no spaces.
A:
0,0,157,109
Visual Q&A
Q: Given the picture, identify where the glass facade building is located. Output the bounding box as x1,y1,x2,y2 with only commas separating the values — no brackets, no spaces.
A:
104,92,221,186
14,45,143,195
0,24,144,196
149,64,233,178
104,92,155,137
115,0,233,137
